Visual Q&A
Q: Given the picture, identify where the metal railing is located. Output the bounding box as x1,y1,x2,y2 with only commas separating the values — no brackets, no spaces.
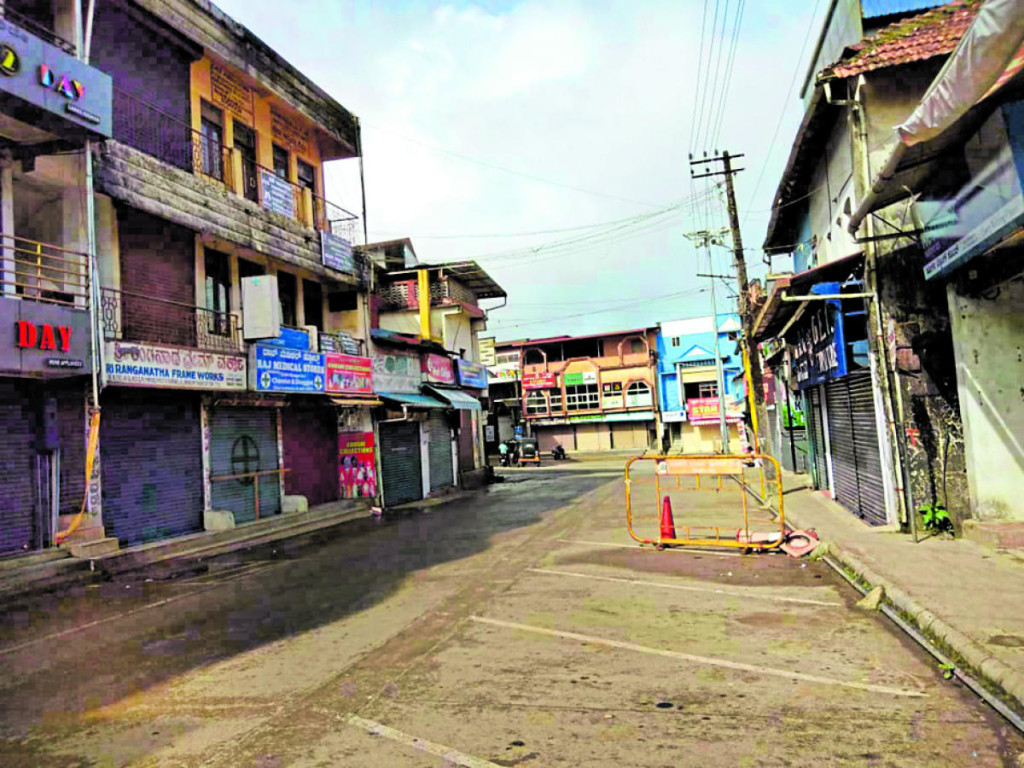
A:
313,194,360,242
100,287,243,353
113,88,234,189
319,330,364,355
2,8,76,54
0,235,89,307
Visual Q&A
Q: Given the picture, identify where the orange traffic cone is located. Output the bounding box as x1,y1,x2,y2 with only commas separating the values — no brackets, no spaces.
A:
660,495,676,540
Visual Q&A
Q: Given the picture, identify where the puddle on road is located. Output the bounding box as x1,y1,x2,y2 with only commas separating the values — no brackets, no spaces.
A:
554,546,831,588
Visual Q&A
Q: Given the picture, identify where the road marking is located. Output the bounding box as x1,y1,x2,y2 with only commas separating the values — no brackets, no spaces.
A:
469,616,926,698
527,568,843,607
343,714,503,767
556,539,743,557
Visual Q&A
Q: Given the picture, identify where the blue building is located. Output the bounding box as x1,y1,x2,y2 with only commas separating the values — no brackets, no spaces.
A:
656,315,744,453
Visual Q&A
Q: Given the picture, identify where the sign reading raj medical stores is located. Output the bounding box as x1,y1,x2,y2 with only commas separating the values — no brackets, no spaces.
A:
105,341,246,389
0,19,112,137
251,344,324,393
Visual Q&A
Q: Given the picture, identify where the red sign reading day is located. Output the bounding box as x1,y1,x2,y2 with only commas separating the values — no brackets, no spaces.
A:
325,353,373,394
522,371,556,390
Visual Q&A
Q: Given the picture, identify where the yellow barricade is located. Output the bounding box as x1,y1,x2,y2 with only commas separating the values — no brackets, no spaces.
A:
624,453,785,552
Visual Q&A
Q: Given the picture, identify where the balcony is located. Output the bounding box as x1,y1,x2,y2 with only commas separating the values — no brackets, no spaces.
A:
377,275,479,311
1,235,89,308
2,6,76,54
100,288,243,353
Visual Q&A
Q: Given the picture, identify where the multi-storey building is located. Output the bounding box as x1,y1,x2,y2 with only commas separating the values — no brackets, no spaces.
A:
655,315,745,454
83,0,368,548
495,327,660,453
0,1,113,556
364,239,504,506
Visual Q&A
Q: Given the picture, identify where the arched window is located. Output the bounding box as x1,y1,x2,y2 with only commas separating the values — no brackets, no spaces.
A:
625,380,652,408
630,338,646,355
525,390,548,415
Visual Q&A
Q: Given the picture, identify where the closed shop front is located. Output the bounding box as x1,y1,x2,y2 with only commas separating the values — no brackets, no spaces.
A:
825,372,886,525
426,411,455,493
379,421,422,507
610,421,650,451
0,380,39,555
458,410,475,473
806,386,829,491
574,422,612,452
536,424,574,453
209,407,281,523
101,390,203,546
282,401,338,507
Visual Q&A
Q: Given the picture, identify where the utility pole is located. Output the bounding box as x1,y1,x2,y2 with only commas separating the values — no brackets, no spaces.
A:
691,151,765,450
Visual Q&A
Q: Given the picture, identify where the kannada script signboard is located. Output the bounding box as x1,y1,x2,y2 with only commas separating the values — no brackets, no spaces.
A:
210,61,254,123
104,341,245,390
522,371,556,390
271,108,311,156
422,353,456,385
456,359,488,389
321,230,354,273
251,344,324,393
372,348,421,393
325,353,373,394
260,168,296,219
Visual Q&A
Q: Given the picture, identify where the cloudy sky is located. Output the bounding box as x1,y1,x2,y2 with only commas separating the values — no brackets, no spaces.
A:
213,0,826,341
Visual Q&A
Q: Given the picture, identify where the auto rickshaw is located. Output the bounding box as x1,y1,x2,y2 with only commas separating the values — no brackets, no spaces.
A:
518,437,541,467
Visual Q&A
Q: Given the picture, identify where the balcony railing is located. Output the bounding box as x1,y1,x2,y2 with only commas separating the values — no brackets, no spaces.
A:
2,8,76,54
1,235,89,307
376,275,477,310
101,288,243,353
112,88,234,190
253,164,360,239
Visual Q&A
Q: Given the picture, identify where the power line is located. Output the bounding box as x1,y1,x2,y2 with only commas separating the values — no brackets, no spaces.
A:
688,0,712,154
710,0,746,148
362,121,663,209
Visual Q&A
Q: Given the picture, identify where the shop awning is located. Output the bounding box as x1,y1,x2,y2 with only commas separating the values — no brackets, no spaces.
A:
424,386,482,411
329,396,383,407
377,391,448,409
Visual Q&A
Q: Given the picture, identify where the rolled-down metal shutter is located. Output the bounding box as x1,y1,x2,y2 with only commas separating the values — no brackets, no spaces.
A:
0,380,37,555
825,373,887,526
209,408,281,524
282,404,338,507
537,426,574,453
611,422,649,451
807,387,829,491
101,390,203,545
427,411,454,492
380,421,422,506
848,373,887,525
765,407,780,464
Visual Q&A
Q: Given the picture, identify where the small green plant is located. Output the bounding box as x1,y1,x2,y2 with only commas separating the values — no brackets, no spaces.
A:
919,503,954,536
939,663,956,680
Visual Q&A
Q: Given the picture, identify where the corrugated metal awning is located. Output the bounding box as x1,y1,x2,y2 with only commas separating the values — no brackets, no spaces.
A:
424,386,482,411
329,396,383,407
378,391,448,409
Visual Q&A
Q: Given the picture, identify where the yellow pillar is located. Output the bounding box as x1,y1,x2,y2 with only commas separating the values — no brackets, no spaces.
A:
418,269,431,339
743,345,760,452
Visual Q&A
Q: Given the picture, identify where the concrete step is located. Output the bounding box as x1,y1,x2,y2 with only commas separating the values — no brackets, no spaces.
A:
64,537,120,559
58,523,108,542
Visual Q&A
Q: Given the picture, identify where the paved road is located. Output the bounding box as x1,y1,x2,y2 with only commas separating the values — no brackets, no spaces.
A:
1,455,1021,767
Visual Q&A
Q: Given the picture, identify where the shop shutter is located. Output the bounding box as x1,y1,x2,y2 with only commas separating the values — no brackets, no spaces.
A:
0,380,37,555
807,387,829,491
209,408,281,524
458,410,475,473
825,373,887,526
537,425,575,454
611,422,650,451
765,407,780,464
101,390,203,546
848,373,887,525
282,403,338,507
380,421,422,506
56,382,87,517
427,411,454,492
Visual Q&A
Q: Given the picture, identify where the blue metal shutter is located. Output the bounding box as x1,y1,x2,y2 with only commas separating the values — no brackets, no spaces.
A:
0,380,37,555
100,390,203,546
209,407,280,524
380,421,422,507
426,411,453,492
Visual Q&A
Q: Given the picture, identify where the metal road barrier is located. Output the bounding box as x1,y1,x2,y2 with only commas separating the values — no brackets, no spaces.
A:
625,453,785,552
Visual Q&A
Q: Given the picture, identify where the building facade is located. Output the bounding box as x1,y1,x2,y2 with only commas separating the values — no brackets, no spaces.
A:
656,315,744,455
494,328,660,453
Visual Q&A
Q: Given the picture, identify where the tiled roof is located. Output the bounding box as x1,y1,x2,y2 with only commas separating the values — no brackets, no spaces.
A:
820,0,980,80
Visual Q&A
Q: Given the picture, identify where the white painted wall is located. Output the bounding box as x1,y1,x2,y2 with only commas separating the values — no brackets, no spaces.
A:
948,277,1024,521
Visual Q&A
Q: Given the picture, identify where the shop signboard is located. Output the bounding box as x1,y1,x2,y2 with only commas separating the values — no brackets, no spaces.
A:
602,381,623,408
338,431,377,499
422,352,456,385
104,340,245,389
372,348,421,393
605,411,654,423
523,371,556,390
260,168,296,219
687,397,742,424
661,410,688,423
251,343,324,393
2,300,92,375
488,365,519,382
259,325,310,351
568,414,604,424
325,353,373,394
563,371,597,386
0,18,112,137
456,358,488,389
625,383,653,408
321,230,354,274
786,283,847,390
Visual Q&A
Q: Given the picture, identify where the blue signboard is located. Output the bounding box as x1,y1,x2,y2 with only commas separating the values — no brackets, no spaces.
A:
251,344,324,392
260,168,295,219
259,326,310,351
321,230,354,273
787,282,848,390
456,359,488,389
